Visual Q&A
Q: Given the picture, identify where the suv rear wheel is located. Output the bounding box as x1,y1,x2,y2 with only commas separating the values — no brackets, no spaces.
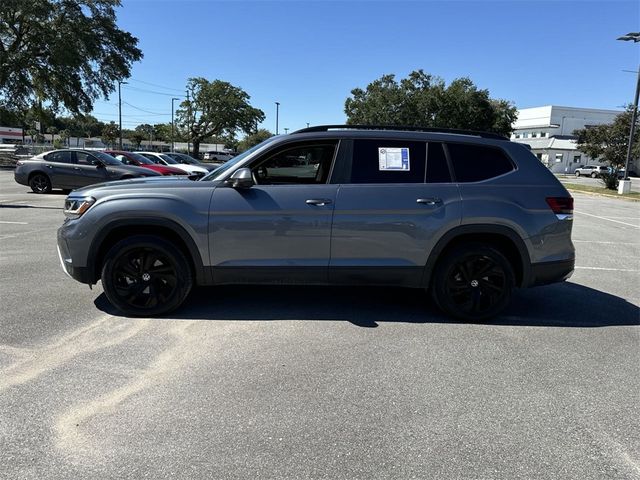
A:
431,244,515,321
101,235,193,316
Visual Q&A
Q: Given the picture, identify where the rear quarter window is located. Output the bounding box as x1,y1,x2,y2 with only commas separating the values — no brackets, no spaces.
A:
447,143,514,182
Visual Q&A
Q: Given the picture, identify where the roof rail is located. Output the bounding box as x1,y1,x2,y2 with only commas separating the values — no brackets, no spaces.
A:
292,124,508,140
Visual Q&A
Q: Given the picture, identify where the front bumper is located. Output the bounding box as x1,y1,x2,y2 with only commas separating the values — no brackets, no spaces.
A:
57,226,93,284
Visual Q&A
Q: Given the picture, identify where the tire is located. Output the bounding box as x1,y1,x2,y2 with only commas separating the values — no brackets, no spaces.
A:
431,243,515,321
575,171,581,177
101,235,193,316
29,173,52,194
591,172,597,178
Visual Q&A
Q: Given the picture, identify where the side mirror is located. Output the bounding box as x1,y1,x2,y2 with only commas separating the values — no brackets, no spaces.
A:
95,159,105,168
225,168,254,189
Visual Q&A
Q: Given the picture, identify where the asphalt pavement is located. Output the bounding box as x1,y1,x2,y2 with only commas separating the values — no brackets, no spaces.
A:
1,170,638,479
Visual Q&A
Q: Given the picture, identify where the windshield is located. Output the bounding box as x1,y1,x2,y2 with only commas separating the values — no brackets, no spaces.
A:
94,151,124,165
199,139,277,181
169,153,199,165
126,152,155,164
159,153,179,164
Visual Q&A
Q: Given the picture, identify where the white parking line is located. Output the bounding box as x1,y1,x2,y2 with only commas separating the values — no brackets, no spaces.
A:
574,240,640,245
0,221,28,225
575,266,640,272
574,211,640,228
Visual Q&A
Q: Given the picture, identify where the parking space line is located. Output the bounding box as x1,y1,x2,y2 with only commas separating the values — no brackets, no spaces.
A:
0,221,28,225
574,211,640,228
574,240,640,245
575,266,639,272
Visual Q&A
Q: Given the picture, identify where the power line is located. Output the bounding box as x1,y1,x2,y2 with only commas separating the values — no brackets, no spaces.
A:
122,85,186,97
129,78,185,93
123,101,171,116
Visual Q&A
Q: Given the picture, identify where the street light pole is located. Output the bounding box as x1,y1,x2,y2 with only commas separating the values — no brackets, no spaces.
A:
617,32,640,185
284,128,289,134
171,97,180,152
275,102,280,135
118,80,127,149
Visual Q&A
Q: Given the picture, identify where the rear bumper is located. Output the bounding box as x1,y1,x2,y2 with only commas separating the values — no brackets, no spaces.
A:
528,258,575,287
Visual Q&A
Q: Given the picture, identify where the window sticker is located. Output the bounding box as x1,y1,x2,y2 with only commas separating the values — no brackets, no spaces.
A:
378,147,410,171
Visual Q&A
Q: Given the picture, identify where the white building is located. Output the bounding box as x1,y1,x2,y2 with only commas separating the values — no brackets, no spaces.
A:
511,106,621,173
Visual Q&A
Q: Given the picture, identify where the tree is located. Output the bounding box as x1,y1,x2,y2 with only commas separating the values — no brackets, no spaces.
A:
59,129,70,147
130,132,144,149
344,70,517,136
101,121,119,148
46,126,58,145
237,129,274,152
575,107,640,170
177,78,265,158
0,0,142,114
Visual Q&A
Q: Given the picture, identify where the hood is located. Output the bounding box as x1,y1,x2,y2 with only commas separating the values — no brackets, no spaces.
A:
110,164,162,176
69,175,212,196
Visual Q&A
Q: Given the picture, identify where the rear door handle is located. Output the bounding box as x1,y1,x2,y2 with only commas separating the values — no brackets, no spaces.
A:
306,199,333,206
74,167,81,171
417,197,443,206
45,164,53,169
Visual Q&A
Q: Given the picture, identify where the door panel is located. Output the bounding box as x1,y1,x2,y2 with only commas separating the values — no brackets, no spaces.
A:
210,185,338,284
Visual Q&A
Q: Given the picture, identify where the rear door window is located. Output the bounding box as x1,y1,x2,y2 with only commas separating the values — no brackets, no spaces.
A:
426,143,452,183
446,143,514,182
44,151,72,164
350,139,426,184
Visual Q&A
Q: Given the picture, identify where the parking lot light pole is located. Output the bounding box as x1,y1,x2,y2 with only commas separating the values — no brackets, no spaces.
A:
617,32,640,192
118,81,127,149
171,97,180,152
275,102,280,135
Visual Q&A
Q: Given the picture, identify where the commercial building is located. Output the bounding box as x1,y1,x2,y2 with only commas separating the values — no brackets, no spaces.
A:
511,106,621,173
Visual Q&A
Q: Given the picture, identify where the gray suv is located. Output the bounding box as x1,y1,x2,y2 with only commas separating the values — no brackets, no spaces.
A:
57,125,575,321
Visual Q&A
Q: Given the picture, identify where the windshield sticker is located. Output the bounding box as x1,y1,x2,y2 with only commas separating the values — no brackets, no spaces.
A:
378,147,410,171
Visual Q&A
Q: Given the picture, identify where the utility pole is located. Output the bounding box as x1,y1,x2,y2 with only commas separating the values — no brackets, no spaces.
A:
275,102,280,135
171,97,179,152
617,32,640,193
186,90,191,156
118,80,127,149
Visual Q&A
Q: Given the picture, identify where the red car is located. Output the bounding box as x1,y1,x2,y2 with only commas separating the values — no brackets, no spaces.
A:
105,150,188,176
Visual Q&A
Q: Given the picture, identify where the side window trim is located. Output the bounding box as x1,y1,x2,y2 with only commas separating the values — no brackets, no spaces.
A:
426,141,455,184
441,143,457,183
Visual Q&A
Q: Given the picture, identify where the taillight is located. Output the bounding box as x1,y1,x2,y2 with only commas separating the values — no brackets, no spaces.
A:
546,197,573,218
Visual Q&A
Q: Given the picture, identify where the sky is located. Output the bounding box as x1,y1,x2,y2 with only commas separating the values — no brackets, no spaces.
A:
91,0,640,133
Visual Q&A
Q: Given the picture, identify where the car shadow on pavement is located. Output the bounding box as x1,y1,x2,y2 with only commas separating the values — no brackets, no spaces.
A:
94,281,639,328
0,204,63,210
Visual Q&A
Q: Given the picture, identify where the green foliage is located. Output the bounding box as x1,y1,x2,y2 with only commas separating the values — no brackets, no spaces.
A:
0,0,143,114
130,132,145,148
344,70,517,136
101,121,119,148
599,172,619,191
177,78,265,157
574,107,640,169
237,129,274,152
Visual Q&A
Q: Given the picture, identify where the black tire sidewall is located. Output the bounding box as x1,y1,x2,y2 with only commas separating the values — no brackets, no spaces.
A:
101,235,193,316
431,244,515,321
29,173,52,194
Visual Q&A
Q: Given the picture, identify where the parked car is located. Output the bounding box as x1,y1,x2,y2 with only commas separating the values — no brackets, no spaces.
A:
105,150,189,176
58,125,574,321
165,152,220,172
574,165,610,177
615,168,639,179
14,149,160,193
135,151,208,176
203,150,235,162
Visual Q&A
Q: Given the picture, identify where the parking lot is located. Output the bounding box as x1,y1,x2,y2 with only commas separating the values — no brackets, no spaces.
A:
0,169,638,479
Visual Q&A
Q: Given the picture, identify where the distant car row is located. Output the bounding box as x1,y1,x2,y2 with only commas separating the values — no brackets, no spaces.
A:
13,149,222,194
574,165,638,178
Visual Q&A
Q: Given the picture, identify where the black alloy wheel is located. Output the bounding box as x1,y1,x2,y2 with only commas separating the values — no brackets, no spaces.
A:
432,244,514,321
101,235,192,316
29,173,52,194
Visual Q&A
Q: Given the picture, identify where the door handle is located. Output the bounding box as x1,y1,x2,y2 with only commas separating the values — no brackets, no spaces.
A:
45,164,53,169
74,167,81,171
306,199,333,206
416,197,443,206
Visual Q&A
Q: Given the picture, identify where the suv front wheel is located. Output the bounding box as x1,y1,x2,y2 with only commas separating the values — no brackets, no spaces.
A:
431,244,515,321
101,235,193,316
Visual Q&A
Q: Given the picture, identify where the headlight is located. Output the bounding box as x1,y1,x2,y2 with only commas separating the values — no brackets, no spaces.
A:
64,197,96,219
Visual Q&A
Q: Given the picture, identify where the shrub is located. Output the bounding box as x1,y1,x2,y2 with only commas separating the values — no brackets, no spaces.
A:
599,172,619,190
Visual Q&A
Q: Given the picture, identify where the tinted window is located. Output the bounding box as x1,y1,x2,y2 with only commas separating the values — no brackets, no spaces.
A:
75,152,98,165
426,143,451,183
350,140,426,184
44,151,72,164
447,143,514,182
252,142,336,185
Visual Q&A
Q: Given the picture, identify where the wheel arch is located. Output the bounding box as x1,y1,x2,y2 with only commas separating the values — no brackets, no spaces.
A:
88,218,208,285
422,224,531,289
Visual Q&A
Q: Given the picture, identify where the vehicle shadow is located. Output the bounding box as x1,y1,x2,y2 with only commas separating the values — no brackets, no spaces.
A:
94,281,639,328
0,204,62,210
